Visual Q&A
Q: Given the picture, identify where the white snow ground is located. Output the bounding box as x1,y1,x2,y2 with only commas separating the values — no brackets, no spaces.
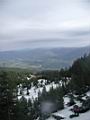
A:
18,79,60,101
46,93,90,120
46,110,90,120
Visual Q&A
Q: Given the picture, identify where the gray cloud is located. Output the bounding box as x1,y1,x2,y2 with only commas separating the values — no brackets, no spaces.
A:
0,0,90,51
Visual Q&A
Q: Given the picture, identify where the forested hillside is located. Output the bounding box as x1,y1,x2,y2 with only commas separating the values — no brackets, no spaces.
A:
0,54,90,120
69,53,90,94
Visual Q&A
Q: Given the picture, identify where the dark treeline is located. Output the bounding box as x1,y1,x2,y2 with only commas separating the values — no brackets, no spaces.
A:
69,53,90,94
0,54,90,120
38,54,90,94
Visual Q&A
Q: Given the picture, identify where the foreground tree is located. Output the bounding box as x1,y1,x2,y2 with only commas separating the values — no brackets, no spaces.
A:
0,71,17,120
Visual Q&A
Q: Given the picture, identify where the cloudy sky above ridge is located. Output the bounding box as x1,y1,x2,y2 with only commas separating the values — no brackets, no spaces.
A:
0,0,90,51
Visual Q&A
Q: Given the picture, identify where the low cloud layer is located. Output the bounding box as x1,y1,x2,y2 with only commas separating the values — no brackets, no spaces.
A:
0,0,90,51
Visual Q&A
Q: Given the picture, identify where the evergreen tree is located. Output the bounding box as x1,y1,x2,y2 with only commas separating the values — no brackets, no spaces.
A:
0,71,17,120
15,96,28,120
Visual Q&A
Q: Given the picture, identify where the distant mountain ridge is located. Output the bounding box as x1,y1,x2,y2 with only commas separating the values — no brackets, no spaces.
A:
0,46,90,70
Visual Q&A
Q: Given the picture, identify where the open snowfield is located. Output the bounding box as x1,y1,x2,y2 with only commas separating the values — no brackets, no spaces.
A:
47,110,90,120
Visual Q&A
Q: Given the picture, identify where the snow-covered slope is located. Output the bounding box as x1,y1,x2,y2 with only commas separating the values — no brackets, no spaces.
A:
47,92,90,120
17,78,90,120
47,110,90,120
18,79,60,101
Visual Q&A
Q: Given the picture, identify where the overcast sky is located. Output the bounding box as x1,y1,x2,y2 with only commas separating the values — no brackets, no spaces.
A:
0,0,90,51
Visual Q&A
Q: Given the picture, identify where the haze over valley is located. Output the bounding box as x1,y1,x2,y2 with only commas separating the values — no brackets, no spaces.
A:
0,46,90,70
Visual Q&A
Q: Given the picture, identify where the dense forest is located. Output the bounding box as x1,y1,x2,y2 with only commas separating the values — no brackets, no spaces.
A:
0,54,90,120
